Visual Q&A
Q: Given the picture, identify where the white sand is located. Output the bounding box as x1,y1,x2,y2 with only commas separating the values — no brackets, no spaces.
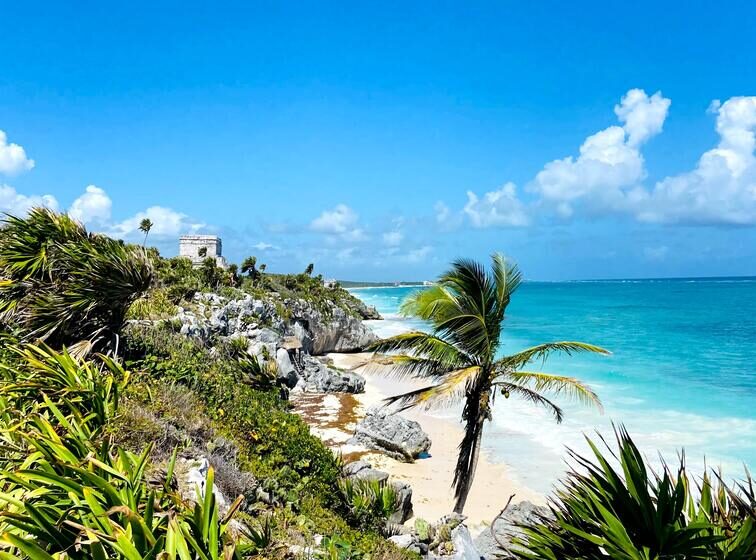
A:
295,352,544,531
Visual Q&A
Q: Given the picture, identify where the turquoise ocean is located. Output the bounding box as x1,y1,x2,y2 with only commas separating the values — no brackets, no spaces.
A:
351,278,756,494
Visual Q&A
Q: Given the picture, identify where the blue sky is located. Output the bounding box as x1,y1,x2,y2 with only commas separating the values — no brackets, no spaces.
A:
2,1,756,281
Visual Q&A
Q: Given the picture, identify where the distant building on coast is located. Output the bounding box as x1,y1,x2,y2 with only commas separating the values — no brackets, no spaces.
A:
179,235,227,268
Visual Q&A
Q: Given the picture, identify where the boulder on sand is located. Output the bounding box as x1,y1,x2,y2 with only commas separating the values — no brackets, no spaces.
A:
349,406,431,462
474,500,550,559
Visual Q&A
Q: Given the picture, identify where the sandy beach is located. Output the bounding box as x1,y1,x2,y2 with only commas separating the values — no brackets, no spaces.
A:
292,352,543,532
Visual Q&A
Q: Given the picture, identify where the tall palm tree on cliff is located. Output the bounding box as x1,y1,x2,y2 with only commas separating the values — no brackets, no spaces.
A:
369,254,608,513
139,218,153,247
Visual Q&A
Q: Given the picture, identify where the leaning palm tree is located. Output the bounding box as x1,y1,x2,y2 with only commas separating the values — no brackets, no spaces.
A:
139,218,153,246
369,254,608,513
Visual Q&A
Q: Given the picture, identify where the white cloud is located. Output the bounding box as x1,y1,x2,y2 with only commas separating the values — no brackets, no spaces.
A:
529,89,670,218
382,230,403,246
400,245,432,263
311,204,359,234
434,201,451,224
310,203,369,242
463,182,530,227
253,241,278,251
0,130,35,175
108,206,205,238
68,185,112,224
636,96,756,225
0,184,58,216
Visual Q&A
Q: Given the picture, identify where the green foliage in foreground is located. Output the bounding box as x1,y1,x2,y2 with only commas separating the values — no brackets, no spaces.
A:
0,208,153,351
513,427,756,560
0,343,260,559
337,478,400,535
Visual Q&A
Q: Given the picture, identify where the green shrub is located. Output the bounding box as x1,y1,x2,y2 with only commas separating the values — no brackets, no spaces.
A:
127,287,178,320
0,343,254,559
513,427,756,560
0,208,153,351
122,325,341,502
337,478,401,534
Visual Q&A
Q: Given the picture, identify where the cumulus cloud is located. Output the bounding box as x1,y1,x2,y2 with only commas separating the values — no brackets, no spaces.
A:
108,206,205,238
463,182,530,227
400,245,432,263
529,89,670,217
311,204,358,234
0,184,58,216
253,241,278,251
68,185,112,225
310,203,368,242
0,130,35,175
382,230,403,246
635,96,756,225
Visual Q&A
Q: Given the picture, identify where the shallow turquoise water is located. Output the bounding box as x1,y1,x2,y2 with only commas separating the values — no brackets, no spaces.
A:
352,279,756,493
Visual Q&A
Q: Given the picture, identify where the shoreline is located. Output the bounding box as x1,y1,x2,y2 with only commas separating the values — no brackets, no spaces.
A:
293,352,544,532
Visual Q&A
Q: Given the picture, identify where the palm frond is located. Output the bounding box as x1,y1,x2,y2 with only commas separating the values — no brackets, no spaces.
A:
368,354,457,381
383,366,481,411
498,341,611,370
367,331,471,366
495,382,564,422
497,371,603,413
491,252,522,318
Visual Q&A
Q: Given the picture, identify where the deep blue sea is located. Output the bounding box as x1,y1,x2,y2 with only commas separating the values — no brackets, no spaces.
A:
351,278,756,493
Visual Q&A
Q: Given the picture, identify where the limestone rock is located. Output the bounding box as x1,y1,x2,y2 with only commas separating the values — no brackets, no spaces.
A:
300,355,365,393
288,299,378,354
474,500,550,559
275,348,298,388
349,406,431,461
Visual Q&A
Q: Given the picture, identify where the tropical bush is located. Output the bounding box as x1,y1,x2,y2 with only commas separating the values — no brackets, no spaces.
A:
337,478,400,534
0,343,255,559
121,325,342,503
512,427,756,560
0,208,153,351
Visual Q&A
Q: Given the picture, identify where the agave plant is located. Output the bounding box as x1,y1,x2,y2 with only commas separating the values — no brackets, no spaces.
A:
0,342,253,559
512,427,756,560
337,477,400,533
0,208,153,352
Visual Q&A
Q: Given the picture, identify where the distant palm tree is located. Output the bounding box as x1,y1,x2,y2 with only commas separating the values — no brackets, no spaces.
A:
241,256,258,282
369,254,608,513
304,263,314,276
139,218,153,246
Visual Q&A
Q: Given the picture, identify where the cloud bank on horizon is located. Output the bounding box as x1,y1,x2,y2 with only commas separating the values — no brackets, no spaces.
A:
457,90,756,228
2,89,756,273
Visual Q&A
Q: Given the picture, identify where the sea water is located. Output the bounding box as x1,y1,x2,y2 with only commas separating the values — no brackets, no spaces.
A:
351,278,756,494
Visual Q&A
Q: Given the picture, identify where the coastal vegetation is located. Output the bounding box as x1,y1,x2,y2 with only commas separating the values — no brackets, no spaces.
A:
0,210,409,559
1,209,754,559
369,254,608,513
513,428,756,559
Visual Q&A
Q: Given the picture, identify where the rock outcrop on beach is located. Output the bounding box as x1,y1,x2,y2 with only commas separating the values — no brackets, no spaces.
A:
168,292,376,393
296,355,366,393
289,299,379,354
474,500,550,559
174,292,377,356
349,406,432,461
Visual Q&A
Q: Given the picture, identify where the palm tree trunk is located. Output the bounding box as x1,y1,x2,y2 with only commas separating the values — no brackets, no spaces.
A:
453,414,485,513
